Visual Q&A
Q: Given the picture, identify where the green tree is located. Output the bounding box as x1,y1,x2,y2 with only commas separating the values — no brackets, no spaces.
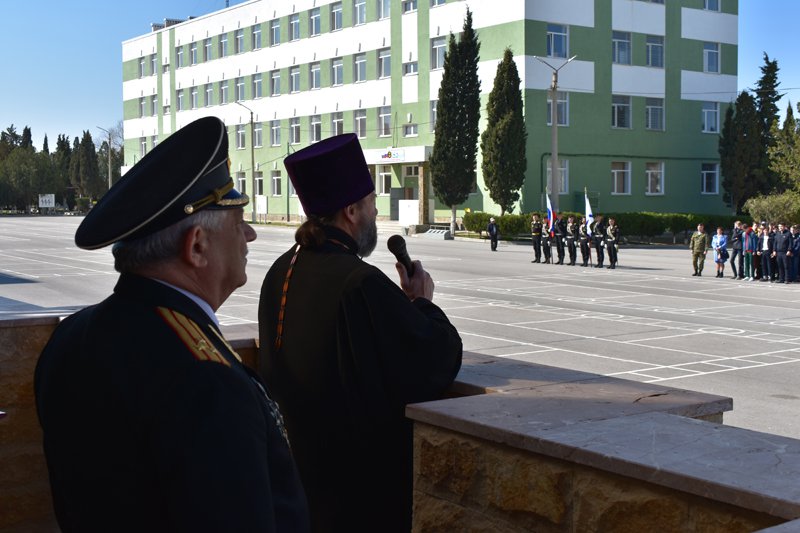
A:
42,134,50,155
719,91,762,213
0,125,21,161
78,131,103,198
754,53,782,192
430,8,481,233
769,102,800,191
481,47,527,215
52,134,74,207
69,136,81,195
744,190,800,224
20,126,33,151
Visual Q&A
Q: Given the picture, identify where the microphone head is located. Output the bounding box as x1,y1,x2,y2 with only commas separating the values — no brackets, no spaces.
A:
387,234,407,255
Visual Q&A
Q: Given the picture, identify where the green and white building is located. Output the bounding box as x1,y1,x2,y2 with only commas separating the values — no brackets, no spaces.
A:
122,0,737,222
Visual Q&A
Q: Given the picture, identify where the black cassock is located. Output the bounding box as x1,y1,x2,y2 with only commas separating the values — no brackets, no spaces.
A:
36,274,309,533
259,226,463,532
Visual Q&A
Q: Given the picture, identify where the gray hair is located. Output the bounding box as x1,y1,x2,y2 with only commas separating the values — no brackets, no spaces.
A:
112,209,226,273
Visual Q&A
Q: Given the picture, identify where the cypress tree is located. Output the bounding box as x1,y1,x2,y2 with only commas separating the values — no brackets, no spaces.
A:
42,134,50,155
480,47,527,215
719,90,762,213
79,131,102,199
429,8,481,232
754,53,782,192
21,127,33,151
69,136,81,195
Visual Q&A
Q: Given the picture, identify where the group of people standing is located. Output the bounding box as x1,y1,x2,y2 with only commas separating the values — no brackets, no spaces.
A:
691,221,800,283
528,213,620,269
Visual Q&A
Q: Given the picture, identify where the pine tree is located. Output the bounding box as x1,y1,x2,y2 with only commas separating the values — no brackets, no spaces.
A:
481,48,527,215
69,136,81,195
754,53,783,192
79,131,102,198
21,127,33,151
429,8,481,232
53,135,74,208
42,134,50,155
719,91,762,213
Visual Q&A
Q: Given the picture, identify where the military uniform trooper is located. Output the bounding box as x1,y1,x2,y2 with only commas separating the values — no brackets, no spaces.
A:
605,217,620,269
542,226,553,264
690,223,709,276
578,217,591,267
565,216,579,265
553,215,566,265
530,213,543,263
592,214,607,268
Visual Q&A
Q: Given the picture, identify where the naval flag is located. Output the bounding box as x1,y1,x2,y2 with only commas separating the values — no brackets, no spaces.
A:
585,189,594,237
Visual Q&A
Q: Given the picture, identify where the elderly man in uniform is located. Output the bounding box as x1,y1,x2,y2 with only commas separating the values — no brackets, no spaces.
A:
35,117,309,533
258,134,462,533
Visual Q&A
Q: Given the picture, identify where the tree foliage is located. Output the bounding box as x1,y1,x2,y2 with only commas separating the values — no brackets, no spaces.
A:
481,47,527,215
744,190,800,224
430,8,481,230
769,102,800,192
719,91,762,213
755,53,783,192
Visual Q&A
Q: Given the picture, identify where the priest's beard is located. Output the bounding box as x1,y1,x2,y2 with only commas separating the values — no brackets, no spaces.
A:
356,217,378,257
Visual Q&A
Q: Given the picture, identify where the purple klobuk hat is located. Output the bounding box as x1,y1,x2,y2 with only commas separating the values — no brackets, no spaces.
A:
283,133,375,216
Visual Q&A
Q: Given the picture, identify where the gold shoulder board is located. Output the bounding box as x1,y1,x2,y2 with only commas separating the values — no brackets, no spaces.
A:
156,307,231,367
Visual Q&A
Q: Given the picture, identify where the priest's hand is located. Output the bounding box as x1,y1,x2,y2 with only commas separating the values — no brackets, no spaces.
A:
396,260,434,301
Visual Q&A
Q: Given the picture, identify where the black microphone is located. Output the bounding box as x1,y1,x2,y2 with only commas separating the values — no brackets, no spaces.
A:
387,235,415,277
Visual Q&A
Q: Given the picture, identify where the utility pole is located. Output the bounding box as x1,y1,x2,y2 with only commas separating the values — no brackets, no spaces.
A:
97,126,113,191
533,55,576,214
235,101,258,223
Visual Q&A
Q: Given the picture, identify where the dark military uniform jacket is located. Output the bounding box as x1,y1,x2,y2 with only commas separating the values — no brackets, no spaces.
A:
258,226,463,533
35,274,309,533
531,219,543,236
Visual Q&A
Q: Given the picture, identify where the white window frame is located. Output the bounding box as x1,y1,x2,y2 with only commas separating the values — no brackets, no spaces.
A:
139,137,147,158
403,62,418,76
546,91,569,126
289,14,300,41
139,97,146,118
203,39,212,61
309,8,321,37
252,73,263,98
378,0,391,20
236,124,246,149
431,37,446,70
151,95,158,115
270,120,281,146
546,158,569,195
235,29,244,54
611,161,631,195
289,67,300,93
235,77,245,101
176,46,184,68
190,86,198,109
612,95,631,129
331,2,343,31
204,84,213,107
431,0,445,5
378,106,391,137
252,24,262,50
702,101,719,133
646,35,664,68
254,122,263,148
704,42,720,73
355,109,367,138
332,112,344,136
402,0,417,13
176,89,184,111
645,98,664,130
331,58,344,86
403,124,418,137
219,81,229,105
236,172,247,195
290,117,301,144
270,19,281,46
354,53,367,82
378,165,392,195
150,54,157,75
138,57,145,78
645,162,664,195
612,31,632,65
271,171,282,196
378,48,391,78
354,0,366,25
151,135,158,149
310,115,322,142
701,163,719,194
270,71,281,96
219,33,228,57
190,42,198,65
310,63,321,89
546,24,568,58
254,171,264,196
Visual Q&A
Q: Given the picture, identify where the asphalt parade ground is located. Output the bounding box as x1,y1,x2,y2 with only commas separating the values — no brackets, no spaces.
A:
3,216,800,440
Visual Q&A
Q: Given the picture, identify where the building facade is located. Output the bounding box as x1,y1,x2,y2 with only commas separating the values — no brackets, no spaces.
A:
121,0,738,222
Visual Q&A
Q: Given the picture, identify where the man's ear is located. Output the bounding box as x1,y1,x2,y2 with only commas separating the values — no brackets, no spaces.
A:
181,225,209,268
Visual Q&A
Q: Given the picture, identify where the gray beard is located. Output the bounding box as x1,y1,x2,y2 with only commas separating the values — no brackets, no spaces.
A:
356,218,378,257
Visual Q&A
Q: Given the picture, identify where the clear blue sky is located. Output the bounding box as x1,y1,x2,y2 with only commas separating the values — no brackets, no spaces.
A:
0,0,796,151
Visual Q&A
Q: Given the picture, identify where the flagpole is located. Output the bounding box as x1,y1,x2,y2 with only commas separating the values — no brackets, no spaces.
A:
584,187,593,268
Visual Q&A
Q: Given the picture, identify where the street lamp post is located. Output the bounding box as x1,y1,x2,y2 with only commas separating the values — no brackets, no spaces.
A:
97,126,113,191
533,55,576,214
235,101,258,223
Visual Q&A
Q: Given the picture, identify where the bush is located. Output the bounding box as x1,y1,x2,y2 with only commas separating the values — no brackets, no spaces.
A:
744,191,800,224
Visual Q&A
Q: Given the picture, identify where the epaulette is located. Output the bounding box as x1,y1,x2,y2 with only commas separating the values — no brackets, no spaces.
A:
156,307,231,367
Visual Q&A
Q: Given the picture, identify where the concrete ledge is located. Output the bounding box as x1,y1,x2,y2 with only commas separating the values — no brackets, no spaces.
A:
418,229,453,240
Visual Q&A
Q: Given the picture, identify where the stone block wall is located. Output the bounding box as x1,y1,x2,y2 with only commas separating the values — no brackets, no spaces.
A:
413,423,782,533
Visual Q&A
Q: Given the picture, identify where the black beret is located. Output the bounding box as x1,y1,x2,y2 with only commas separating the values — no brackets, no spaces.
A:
75,116,248,250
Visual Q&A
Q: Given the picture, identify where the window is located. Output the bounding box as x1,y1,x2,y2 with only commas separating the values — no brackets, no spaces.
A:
310,63,321,89
378,165,392,195
271,71,281,96
645,98,664,130
310,8,321,36
252,73,263,98
378,48,391,78
611,161,631,194
138,97,146,118
190,86,198,109
612,31,631,64
403,62,418,75
378,0,391,19
704,42,720,73
431,0,445,5
190,42,198,65
378,106,391,136
546,158,569,194
270,120,281,146
151,95,158,115
332,112,344,136
310,115,322,142
354,54,367,82
219,80,229,104
272,171,282,196
403,124,418,137
701,163,719,194
176,89,184,111
270,19,281,46
139,137,147,159
235,77,245,101
150,54,157,75
646,162,664,194
403,0,417,12
354,109,367,138
236,172,247,195
612,95,631,128
331,58,344,86
547,24,568,58
236,124,246,149
289,67,300,93
254,171,264,196
204,38,213,61
235,29,244,54
205,84,213,107
138,57,145,78
163,63,169,74
176,46,184,68
430,100,438,131
431,37,447,70
405,165,419,178
547,91,569,126
219,33,228,57
646,35,664,68
331,2,343,31
289,14,300,41
705,0,720,11
151,135,158,149
254,122,263,148
702,101,719,133
354,0,366,24
290,118,301,144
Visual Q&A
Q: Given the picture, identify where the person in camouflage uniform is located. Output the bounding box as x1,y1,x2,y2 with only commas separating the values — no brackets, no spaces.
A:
690,223,709,276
